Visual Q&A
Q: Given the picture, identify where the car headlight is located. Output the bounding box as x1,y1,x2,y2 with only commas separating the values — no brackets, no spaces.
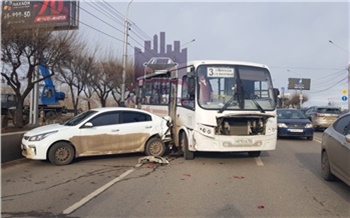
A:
277,123,288,128
28,131,58,141
305,123,313,128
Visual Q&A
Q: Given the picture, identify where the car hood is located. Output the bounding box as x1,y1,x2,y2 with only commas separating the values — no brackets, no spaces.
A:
278,118,311,124
24,124,71,136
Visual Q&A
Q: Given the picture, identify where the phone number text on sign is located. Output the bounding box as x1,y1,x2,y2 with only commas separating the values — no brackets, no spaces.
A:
3,11,31,19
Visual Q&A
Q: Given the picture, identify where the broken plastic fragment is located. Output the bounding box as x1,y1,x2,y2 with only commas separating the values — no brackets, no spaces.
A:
138,156,170,165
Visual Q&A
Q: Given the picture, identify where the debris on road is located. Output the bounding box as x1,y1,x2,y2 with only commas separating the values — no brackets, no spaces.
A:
138,156,170,165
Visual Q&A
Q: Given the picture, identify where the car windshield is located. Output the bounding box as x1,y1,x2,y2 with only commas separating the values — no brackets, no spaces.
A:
278,110,306,119
197,64,276,111
317,108,341,114
63,110,98,126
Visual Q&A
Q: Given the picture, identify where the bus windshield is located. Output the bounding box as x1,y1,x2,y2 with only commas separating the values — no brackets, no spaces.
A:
197,65,276,111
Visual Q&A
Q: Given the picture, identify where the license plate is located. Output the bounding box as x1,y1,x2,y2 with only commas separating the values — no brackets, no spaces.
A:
289,129,303,133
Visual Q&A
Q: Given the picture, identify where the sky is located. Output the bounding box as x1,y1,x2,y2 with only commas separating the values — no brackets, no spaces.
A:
79,0,349,109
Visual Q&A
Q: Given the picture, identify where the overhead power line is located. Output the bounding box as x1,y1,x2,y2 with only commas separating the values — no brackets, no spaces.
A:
84,1,124,27
308,76,348,93
78,2,124,35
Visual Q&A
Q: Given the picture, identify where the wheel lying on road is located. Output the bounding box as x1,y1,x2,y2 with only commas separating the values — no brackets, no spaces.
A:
321,150,335,181
48,142,75,165
145,137,166,157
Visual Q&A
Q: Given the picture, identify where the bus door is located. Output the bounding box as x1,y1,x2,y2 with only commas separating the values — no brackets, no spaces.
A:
169,78,178,125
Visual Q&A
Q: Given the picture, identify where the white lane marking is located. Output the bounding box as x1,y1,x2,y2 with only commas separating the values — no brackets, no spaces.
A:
255,157,264,166
314,138,322,144
62,163,142,215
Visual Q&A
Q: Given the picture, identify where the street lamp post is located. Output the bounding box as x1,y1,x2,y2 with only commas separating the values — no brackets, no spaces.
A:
120,0,134,107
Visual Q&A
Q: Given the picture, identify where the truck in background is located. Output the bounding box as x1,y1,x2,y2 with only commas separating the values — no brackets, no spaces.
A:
1,66,71,127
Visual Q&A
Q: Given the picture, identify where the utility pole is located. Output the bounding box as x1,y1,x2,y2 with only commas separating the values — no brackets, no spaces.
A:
299,78,303,109
329,40,350,111
120,0,134,107
348,64,350,110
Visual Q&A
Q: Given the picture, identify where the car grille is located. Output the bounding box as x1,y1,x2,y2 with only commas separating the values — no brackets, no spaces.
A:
287,123,305,128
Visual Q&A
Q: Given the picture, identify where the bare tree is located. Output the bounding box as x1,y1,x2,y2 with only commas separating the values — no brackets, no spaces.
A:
285,91,309,108
110,63,135,106
82,80,96,110
1,27,77,127
90,59,117,107
57,41,98,115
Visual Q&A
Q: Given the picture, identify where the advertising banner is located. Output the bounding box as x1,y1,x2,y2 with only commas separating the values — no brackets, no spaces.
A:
2,1,79,30
287,78,311,90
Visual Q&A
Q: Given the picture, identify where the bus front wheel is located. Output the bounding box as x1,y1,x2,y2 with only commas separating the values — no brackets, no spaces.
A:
248,151,261,158
180,132,194,160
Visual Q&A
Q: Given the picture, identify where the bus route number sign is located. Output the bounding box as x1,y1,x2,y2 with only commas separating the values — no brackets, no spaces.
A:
207,67,234,78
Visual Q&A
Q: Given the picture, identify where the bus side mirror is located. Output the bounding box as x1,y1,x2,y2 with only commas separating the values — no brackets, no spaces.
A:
187,66,195,78
273,88,280,104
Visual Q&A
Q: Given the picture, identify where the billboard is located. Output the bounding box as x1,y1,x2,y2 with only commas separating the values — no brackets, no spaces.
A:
287,78,311,90
2,1,79,30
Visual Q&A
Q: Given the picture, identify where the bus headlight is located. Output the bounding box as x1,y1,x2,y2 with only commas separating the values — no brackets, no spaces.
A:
198,124,215,138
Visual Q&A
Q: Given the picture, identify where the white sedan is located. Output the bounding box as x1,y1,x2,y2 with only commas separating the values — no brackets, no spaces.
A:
21,107,172,165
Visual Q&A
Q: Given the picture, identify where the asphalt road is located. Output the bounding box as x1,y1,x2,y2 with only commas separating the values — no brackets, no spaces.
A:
2,132,350,217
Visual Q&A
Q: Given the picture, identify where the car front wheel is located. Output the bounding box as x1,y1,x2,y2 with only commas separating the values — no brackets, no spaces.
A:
145,138,166,157
321,150,335,181
48,142,75,165
307,136,313,140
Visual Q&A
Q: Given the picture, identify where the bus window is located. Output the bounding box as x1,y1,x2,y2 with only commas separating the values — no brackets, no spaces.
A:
181,76,195,109
150,81,160,104
160,78,170,104
143,82,152,104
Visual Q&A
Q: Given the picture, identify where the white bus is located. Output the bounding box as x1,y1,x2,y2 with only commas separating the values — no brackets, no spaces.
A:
136,60,279,159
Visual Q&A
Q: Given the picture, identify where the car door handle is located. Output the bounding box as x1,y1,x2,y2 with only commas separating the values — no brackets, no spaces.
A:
145,126,152,129
112,129,119,132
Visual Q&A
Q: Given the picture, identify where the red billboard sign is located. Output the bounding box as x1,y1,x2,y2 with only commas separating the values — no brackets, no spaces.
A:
2,1,79,30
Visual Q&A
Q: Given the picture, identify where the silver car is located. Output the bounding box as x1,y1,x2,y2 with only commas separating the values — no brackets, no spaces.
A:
321,113,350,186
305,106,341,130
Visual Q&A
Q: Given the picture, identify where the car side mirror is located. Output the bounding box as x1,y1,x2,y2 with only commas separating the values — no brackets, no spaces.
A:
82,122,93,128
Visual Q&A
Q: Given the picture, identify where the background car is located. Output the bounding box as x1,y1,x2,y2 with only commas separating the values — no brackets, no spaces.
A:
277,108,314,140
304,106,342,131
21,107,172,165
300,107,309,114
143,57,178,74
321,112,350,186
